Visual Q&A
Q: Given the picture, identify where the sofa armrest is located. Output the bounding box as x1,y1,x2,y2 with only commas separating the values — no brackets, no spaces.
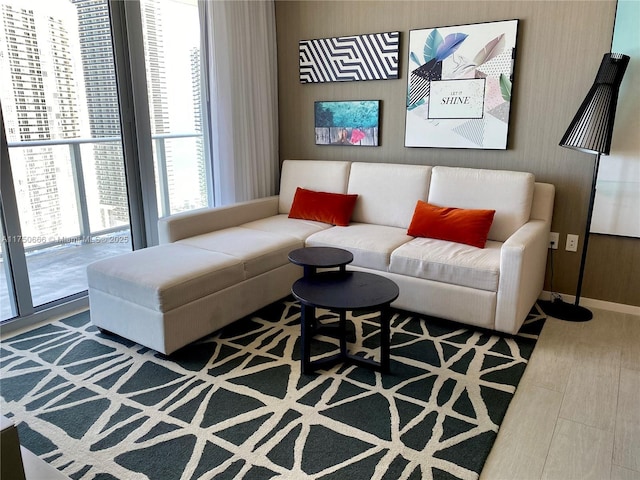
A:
158,196,280,243
495,219,549,334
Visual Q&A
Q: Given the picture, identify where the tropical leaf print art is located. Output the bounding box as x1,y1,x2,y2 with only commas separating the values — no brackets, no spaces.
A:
405,20,519,149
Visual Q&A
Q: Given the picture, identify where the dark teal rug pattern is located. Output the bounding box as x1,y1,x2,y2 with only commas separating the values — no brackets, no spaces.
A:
0,298,545,480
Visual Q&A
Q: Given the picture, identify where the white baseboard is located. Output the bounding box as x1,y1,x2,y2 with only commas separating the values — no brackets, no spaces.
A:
540,291,640,316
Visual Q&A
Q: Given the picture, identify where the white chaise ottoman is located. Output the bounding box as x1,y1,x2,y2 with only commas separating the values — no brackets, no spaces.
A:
87,243,246,355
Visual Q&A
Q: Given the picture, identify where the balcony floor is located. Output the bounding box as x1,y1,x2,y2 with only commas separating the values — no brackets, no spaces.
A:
1,231,131,321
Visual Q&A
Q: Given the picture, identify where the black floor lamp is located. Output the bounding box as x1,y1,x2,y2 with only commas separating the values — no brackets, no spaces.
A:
540,52,630,322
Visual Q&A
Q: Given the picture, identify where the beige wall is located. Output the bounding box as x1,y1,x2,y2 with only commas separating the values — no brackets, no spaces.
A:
275,0,640,307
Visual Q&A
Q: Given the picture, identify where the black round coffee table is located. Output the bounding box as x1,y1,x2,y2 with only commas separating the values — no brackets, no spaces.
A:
292,270,399,374
288,246,353,277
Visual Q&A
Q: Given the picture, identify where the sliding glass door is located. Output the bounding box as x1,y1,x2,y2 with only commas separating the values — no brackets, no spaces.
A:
0,0,132,317
0,0,211,324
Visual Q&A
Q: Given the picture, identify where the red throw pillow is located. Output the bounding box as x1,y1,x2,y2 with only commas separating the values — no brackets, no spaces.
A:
288,187,358,226
407,200,495,248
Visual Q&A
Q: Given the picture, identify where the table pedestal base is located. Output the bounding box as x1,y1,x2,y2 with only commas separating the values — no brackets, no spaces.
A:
300,305,391,374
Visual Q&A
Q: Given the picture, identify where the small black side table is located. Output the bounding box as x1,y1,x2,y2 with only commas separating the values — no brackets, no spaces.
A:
291,270,399,374
288,246,353,277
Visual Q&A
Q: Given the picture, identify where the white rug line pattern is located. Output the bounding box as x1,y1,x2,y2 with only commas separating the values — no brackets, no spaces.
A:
0,299,545,480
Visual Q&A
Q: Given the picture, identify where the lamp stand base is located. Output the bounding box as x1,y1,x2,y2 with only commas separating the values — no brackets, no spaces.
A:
539,299,593,322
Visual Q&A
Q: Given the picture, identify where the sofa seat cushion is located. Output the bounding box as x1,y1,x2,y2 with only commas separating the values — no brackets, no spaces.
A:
87,244,245,312
305,223,413,272
177,227,303,278
240,214,332,240
389,237,502,291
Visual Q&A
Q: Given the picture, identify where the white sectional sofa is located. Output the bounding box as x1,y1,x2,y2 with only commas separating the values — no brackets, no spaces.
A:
87,160,554,354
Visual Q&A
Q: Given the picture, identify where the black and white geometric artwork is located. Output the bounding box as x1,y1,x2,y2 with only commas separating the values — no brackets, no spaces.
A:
299,32,400,83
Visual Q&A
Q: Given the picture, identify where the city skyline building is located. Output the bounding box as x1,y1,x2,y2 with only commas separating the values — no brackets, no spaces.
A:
1,0,205,244
0,0,206,320
0,0,89,242
71,0,129,228
191,45,207,207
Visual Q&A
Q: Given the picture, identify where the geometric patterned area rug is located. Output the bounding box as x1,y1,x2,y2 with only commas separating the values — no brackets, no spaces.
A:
0,297,545,480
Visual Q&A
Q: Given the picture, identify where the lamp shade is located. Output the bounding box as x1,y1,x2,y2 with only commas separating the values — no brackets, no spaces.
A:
560,53,630,155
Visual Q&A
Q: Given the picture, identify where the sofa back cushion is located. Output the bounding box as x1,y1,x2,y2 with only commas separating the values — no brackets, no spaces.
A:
347,162,432,228
428,166,535,241
278,160,352,214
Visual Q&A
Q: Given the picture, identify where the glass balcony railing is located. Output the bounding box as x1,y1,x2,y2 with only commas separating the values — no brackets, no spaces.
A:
1,132,205,321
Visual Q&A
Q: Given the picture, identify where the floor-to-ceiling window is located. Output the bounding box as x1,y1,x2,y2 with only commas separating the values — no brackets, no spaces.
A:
0,0,132,319
139,0,208,217
0,0,210,325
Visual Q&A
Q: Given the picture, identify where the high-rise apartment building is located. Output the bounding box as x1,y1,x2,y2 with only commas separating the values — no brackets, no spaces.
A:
0,0,88,240
191,46,207,207
2,0,203,242
139,0,176,213
71,0,129,228
0,0,205,321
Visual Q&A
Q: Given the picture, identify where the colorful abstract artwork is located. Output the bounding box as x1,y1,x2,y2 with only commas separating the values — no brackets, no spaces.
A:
300,32,400,83
405,20,519,149
315,100,380,147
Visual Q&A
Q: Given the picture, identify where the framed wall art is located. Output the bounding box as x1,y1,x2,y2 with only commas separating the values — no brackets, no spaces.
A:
405,20,519,149
315,100,380,146
300,32,400,83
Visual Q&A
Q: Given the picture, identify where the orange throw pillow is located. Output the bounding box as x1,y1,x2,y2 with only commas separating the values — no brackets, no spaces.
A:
407,200,495,248
288,187,358,226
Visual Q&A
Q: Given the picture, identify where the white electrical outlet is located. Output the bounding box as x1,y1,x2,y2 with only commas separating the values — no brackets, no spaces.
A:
549,232,559,249
566,234,579,252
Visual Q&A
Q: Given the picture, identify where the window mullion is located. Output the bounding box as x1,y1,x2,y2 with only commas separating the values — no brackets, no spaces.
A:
0,104,34,318
198,0,215,207
108,0,158,249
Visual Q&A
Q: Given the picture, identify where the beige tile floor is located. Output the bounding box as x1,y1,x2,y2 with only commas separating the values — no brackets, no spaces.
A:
481,307,640,480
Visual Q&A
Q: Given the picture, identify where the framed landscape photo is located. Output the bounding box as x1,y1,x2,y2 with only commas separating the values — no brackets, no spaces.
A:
405,19,519,149
315,100,380,146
